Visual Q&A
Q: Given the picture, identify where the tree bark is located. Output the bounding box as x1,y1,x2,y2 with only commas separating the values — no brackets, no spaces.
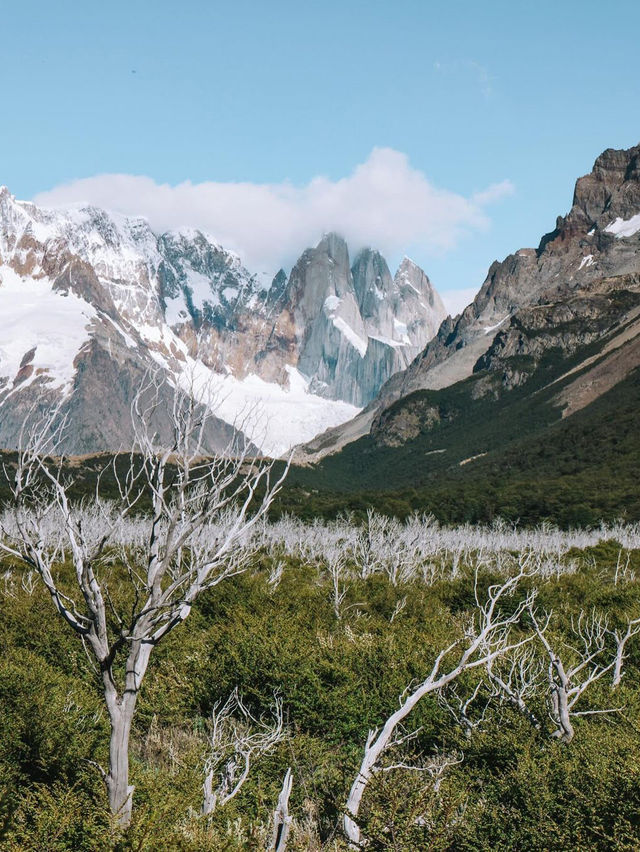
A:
549,661,574,743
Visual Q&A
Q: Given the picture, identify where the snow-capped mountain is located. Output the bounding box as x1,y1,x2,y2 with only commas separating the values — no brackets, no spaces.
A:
0,188,446,456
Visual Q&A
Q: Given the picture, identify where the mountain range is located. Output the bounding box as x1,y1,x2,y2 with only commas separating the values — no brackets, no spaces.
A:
2,140,640,526
0,189,445,456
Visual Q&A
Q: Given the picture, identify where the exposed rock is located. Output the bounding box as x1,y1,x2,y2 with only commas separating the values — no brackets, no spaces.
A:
371,398,441,448
287,238,447,406
475,282,640,390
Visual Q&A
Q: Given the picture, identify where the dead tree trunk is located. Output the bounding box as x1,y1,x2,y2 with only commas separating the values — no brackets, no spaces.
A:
269,768,293,852
531,608,617,744
106,698,136,824
611,617,640,687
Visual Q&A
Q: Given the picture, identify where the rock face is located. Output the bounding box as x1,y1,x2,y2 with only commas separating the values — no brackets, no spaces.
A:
158,229,445,408
390,143,640,399
0,188,446,455
298,141,640,460
287,236,446,406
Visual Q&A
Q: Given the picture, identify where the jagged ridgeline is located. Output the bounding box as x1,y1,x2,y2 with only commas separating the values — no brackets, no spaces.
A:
0,194,445,457
285,143,640,525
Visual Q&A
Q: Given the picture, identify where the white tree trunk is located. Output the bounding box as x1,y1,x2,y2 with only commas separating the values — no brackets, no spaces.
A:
550,679,575,743
106,699,136,826
612,646,624,688
269,767,293,851
202,769,217,816
103,641,150,826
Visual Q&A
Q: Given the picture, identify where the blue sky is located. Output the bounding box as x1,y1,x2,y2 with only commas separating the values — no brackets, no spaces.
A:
2,0,639,310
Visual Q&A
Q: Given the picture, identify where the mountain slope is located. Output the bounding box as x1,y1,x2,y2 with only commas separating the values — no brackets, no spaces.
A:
282,142,640,524
282,328,640,525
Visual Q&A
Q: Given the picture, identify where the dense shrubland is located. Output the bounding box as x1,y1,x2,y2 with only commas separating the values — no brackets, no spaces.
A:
2,512,640,850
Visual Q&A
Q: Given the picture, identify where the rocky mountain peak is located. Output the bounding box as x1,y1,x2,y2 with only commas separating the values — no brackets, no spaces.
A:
560,143,640,233
287,234,447,406
395,255,421,276
158,227,261,331
317,231,350,266
464,142,640,332
394,257,444,308
351,248,394,319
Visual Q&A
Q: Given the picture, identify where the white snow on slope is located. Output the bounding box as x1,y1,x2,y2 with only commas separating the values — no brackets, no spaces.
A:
323,294,368,356
368,334,402,348
605,213,640,239
0,268,96,394
393,317,411,345
143,325,360,456
483,315,509,335
324,294,341,312
332,317,368,356
164,291,190,325
578,254,595,270
183,265,220,310
206,367,361,457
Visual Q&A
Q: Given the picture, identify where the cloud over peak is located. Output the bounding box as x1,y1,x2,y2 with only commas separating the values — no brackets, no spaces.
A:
34,148,513,274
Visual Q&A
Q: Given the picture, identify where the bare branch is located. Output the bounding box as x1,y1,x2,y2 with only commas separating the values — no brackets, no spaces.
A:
202,689,285,816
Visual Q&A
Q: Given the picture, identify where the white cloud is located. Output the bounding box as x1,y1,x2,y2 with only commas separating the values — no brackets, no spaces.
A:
33,148,513,274
440,286,481,317
471,180,514,206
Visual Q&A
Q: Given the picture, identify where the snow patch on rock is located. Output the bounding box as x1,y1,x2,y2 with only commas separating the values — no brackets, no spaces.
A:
605,213,640,239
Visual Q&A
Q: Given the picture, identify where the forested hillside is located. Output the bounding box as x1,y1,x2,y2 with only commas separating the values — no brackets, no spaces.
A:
282,314,640,526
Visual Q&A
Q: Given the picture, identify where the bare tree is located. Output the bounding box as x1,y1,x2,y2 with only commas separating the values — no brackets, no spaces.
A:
379,746,463,790
343,570,536,847
389,595,407,624
614,549,633,586
438,682,494,738
201,689,285,816
611,617,640,687
353,509,390,580
0,377,288,827
326,545,349,621
530,608,618,743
